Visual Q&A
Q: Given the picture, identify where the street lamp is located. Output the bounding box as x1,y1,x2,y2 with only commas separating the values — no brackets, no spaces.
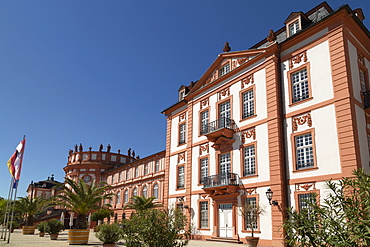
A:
266,188,278,206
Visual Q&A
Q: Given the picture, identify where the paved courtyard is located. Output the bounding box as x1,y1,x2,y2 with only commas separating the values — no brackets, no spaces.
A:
0,229,249,247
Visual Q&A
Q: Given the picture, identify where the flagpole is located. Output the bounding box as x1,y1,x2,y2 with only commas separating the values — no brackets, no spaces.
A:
3,178,15,242
0,178,14,240
7,179,18,243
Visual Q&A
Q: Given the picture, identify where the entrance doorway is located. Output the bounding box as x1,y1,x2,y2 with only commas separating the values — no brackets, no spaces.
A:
218,203,233,238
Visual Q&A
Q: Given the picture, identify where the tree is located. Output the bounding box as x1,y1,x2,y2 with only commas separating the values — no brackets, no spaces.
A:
90,208,113,224
53,178,114,229
17,196,47,226
122,207,190,247
124,196,161,213
283,169,370,247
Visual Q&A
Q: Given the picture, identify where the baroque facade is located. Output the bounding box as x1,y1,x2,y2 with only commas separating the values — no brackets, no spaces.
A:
33,2,370,246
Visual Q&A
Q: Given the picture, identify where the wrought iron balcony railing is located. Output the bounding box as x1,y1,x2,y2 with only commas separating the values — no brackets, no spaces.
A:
200,117,235,135
203,172,240,189
364,91,370,109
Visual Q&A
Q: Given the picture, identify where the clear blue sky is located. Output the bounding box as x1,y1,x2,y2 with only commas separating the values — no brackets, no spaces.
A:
0,0,369,198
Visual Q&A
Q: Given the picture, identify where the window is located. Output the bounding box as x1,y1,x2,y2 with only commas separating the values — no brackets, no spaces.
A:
153,184,159,199
200,201,209,229
219,101,231,129
116,191,121,205
135,167,139,178
219,63,230,77
298,193,316,212
155,161,160,172
292,68,309,103
111,155,116,162
179,90,185,101
200,110,209,135
91,153,97,160
124,190,129,204
144,164,149,175
295,133,314,170
179,123,186,145
245,197,258,230
177,166,185,189
289,20,300,36
132,188,138,197
242,90,254,119
142,186,148,198
219,153,231,174
126,170,130,180
199,158,209,184
243,145,256,176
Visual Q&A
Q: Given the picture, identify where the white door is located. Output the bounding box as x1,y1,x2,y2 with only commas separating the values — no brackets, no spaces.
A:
219,204,233,238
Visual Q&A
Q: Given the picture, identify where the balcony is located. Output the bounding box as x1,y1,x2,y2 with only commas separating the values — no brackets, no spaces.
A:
202,173,240,197
201,118,235,152
364,91,370,114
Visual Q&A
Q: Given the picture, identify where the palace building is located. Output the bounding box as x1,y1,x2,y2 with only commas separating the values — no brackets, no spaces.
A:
29,2,369,246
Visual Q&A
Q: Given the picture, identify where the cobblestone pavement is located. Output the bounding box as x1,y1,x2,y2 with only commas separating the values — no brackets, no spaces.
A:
0,229,249,247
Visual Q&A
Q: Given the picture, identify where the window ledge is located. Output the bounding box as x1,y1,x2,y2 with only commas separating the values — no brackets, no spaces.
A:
197,228,210,231
240,114,257,123
293,166,318,173
289,97,313,107
175,187,186,191
241,174,258,179
241,230,261,234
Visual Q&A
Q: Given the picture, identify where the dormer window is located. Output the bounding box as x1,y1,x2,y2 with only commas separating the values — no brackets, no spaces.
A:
289,20,300,36
219,63,230,77
179,90,185,101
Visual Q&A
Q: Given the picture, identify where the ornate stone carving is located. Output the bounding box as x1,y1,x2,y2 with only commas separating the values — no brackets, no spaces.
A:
218,87,230,101
199,143,209,156
200,98,209,109
241,128,256,143
292,113,312,131
289,51,307,69
211,137,235,153
223,42,231,52
241,74,254,89
231,60,238,70
178,152,186,163
179,113,186,122
245,188,256,195
237,58,247,65
296,182,316,191
358,51,365,65
267,29,276,43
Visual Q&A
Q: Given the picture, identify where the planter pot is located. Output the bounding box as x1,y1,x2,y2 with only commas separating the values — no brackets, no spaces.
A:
245,236,259,247
22,226,35,235
10,229,14,233
68,229,90,245
39,232,45,237
50,233,59,240
103,244,116,247
93,226,99,232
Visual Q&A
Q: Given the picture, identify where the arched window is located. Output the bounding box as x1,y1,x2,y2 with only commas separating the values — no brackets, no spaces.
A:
142,186,148,198
116,191,121,205
153,184,159,199
124,190,129,204
132,188,137,198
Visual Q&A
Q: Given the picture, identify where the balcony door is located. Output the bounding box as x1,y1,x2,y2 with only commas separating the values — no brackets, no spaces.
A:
219,153,231,174
219,203,233,238
219,101,230,128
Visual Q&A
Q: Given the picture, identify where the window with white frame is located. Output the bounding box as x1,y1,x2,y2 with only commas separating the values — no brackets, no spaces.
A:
292,68,309,103
177,166,185,189
135,167,139,178
219,153,231,174
219,63,230,77
243,145,256,176
126,170,130,180
245,197,258,230
155,161,159,172
200,158,209,184
132,188,137,197
242,90,254,119
124,190,128,204
298,193,316,212
289,20,300,36
179,123,186,145
295,133,314,170
144,164,149,175
153,184,159,199
200,110,209,135
116,191,121,205
142,186,148,198
200,201,209,229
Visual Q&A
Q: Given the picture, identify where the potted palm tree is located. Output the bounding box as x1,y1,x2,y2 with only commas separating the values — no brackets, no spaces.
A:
239,203,265,247
36,221,48,237
52,178,114,245
18,196,47,235
45,219,64,240
95,223,123,247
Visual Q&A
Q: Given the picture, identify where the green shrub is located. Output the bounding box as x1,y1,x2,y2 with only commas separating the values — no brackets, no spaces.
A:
95,223,123,244
45,219,64,234
36,221,48,232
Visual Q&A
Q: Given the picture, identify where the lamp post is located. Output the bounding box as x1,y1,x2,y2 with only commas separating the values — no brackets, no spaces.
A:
266,188,278,206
